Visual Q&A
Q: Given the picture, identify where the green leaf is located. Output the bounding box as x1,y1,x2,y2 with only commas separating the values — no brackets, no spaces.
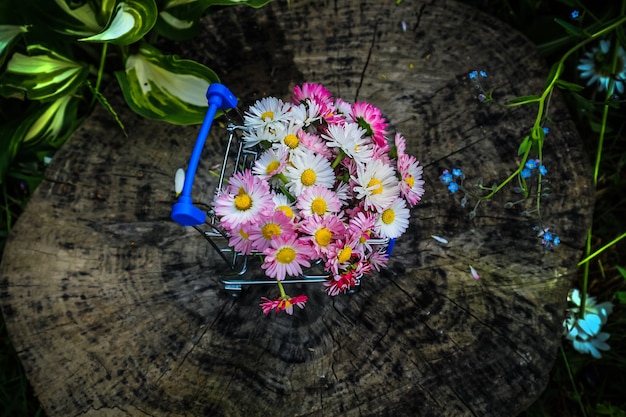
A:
505,95,541,107
80,0,158,45
0,44,89,101
617,265,626,280
155,0,273,40
115,43,220,125
21,94,82,148
17,0,116,37
554,17,584,37
0,25,27,66
555,79,585,92
517,135,530,156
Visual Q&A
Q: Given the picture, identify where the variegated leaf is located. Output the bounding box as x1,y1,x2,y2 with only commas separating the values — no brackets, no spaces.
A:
22,94,82,148
155,0,273,41
0,25,27,66
115,43,220,125
0,45,88,101
80,0,158,45
16,0,115,37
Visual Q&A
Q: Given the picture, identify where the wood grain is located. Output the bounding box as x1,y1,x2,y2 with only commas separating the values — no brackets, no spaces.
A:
0,0,593,416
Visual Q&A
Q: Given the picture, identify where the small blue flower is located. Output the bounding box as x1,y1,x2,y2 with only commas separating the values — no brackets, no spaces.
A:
578,39,626,95
441,171,453,184
543,232,553,242
452,168,463,177
543,127,549,135
554,236,560,246
525,159,537,170
469,71,478,79
448,182,459,193
571,10,579,19
479,70,487,78
521,168,531,179
539,165,547,176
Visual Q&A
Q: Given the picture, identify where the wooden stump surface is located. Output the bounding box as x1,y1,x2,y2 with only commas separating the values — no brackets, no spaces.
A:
1,1,594,416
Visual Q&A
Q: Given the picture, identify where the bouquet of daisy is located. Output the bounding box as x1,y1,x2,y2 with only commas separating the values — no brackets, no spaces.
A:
212,83,424,315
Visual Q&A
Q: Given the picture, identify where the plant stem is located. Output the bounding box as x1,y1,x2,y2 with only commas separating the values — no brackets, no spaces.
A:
561,344,588,417
90,42,108,108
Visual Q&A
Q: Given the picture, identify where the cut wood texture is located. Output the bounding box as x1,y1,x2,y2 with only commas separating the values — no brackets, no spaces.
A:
0,0,594,416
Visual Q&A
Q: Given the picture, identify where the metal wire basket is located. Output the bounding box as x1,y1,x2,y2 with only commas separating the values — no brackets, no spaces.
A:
171,84,393,295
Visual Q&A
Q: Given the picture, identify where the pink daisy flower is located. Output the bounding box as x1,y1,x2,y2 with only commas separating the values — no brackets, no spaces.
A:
292,83,333,105
296,185,342,217
324,269,359,296
350,102,389,150
325,238,360,276
228,222,255,255
260,294,308,315
348,210,378,252
249,211,296,252
300,214,346,257
262,235,312,281
397,154,425,206
299,129,334,159
213,169,274,230
366,248,390,272
253,146,288,181
394,132,407,156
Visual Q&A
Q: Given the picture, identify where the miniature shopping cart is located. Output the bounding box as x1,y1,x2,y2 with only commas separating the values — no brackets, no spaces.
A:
171,84,394,295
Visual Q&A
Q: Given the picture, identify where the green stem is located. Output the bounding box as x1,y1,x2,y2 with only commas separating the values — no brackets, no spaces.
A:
561,344,588,417
480,143,532,200
276,279,287,298
90,42,108,107
578,231,626,266
579,6,625,313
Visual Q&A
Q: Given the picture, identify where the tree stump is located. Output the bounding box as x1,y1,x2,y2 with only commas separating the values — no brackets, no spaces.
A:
0,0,594,416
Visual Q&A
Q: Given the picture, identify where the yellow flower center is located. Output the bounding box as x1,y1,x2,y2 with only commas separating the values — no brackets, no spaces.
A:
262,223,282,240
276,247,296,264
266,160,280,174
234,189,252,211
367,178,383,195
381,208,395,224
405,175,415,188
314,228,332,247
261,110,274,121
284,134,299,149
311,197,327,215
337,246,352,263
276,205,294,218
301,169,317,186
359,230,370,244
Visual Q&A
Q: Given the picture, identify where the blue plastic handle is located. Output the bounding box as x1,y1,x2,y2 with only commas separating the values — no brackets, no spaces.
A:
171,84,238,226
386,238,396,258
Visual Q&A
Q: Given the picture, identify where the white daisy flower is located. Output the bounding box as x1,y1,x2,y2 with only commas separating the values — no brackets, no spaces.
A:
353,159,400,212
323,122,374,165
288,100,322,128
274,123,308,155
578,39,626,95
375,198,410,239
242,97,291,147
284,149,336,197
273,192,298,220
